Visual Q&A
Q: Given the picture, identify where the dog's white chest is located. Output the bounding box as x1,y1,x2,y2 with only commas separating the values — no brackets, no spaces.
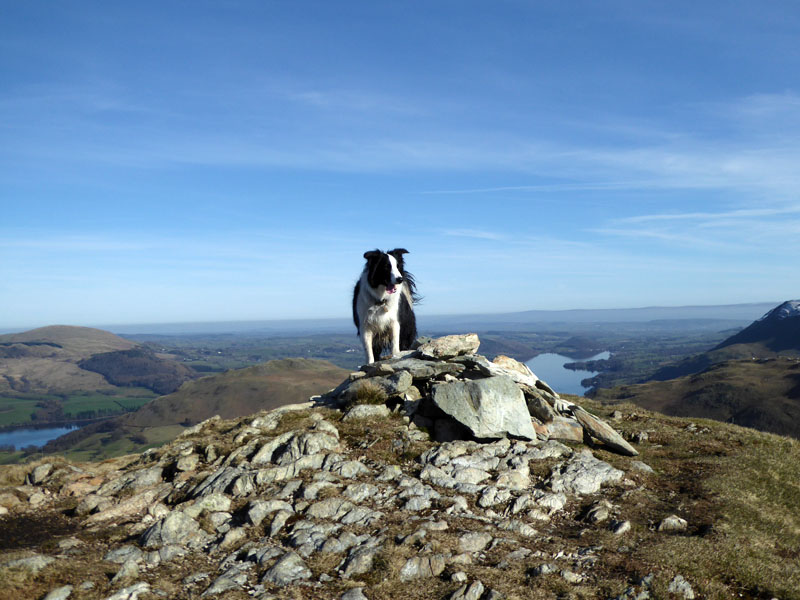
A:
361,296,397,331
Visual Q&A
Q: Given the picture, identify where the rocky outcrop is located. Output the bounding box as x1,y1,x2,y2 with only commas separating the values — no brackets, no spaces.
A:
0,335,678,600
328,334,636,455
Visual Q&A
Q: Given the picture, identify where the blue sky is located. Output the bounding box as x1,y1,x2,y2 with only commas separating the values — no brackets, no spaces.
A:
2,1,800,330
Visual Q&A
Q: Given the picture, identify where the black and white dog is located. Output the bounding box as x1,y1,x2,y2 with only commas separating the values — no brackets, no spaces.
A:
352,248,418,363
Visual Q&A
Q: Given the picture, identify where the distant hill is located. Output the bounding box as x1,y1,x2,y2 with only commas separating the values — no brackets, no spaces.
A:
41,358,349,457
648,300,800,381
0,325,196,397
0,326,138,395
78,347,199,395
0,325,136,359
123,358,348,427
594,357,800,438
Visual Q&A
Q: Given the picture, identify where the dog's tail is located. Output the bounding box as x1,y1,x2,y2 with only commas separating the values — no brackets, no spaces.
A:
404,271,423,305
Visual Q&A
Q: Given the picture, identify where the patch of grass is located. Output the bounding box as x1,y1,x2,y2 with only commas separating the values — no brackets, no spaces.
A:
576,397,800,600
354,381,388,406
60,393,154,418
0,397,39,427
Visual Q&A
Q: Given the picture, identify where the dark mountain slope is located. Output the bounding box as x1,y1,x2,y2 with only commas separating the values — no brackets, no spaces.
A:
595,357,800,438
647,300,800,381
78,347,199,395
713,299,800,353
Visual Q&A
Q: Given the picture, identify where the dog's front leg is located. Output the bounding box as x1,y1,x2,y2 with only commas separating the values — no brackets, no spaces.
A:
390,321,401,358
361,330,375,364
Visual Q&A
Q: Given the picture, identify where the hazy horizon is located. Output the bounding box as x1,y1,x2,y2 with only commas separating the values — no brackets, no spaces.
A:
3,3,800,327
0,300,779,336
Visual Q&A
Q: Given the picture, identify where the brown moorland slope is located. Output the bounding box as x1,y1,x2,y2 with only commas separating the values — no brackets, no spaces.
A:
594,357,800,437
122,357,350,427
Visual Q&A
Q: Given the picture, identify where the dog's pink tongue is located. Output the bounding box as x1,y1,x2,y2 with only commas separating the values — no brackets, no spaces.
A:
387,285,397,294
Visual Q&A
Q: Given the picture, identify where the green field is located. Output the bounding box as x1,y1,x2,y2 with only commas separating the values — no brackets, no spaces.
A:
60,394,153,418
0,390,156,428
0,396,39,427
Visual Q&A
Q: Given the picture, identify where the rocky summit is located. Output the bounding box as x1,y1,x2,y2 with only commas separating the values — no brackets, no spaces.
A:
2,333,799,600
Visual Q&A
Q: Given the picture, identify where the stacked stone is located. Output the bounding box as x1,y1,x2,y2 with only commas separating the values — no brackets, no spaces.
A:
328,334,637,456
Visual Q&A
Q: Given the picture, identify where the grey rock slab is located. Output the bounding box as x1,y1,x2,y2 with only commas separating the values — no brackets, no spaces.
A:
251,432,295,465
658,514,688,533
159,544,187,562
369,357,464,379
140,511,205,549
340,506,384,526
431,375,536,440
341,587,369,600
497,520,537,537
201,576,242,597
403,496,432,511
449,580,485,600
526,440,573,460
43,585,73,600
111,558,140,584
611,520,632,535
289,520,341,556
416,333,480,359
668,575,695,599
535,492,567,512
306,497,356,521
631,460,654,473
399,554,447,581
339,542,382,579
572,407,638,456
103,582,150,600
190,466,242,498
320,532,371,554
549,449,624,495
183,492,232,518
342,404,391,421
248,499,294,526
104,545,144,564
343,482,379,503
28,463,53,485
530,563,558,576
269,510,293,537
261,551,312,586
585,499,613,523
458,531,493,553
326,459,371,479
274,431,340,464
2,554,55,573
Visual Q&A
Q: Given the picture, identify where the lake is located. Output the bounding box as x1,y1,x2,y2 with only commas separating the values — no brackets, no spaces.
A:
525,351,610,396
0,425,77,451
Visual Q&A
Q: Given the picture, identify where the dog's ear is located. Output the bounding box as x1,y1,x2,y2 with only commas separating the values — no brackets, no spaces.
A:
388,248,409,259
363,250,382,261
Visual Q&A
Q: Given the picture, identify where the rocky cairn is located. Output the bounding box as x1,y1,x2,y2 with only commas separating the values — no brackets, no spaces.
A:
0,334,685,600
334,334,636,456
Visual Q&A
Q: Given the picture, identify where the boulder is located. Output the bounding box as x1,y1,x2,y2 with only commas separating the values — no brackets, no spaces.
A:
572,406,638,456
416,334,480,359
549,449,624,495
431,375,536,440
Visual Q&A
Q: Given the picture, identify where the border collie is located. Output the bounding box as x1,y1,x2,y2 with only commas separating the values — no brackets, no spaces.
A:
352,248,418,363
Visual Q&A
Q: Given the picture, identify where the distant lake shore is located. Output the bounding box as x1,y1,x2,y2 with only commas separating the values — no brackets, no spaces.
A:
526,351,610,396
